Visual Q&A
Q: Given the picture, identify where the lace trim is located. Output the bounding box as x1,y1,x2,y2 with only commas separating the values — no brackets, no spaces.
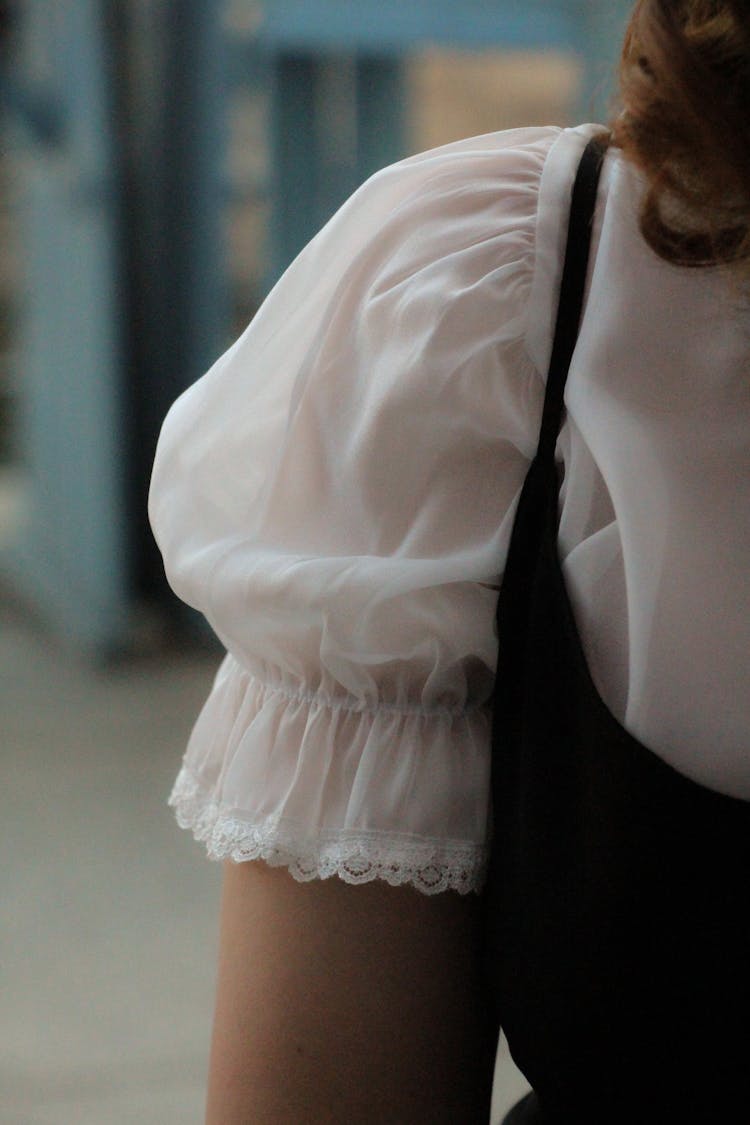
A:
168,766,486,896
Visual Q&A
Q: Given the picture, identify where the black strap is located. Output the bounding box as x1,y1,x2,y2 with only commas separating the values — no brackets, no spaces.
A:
536,133,610,465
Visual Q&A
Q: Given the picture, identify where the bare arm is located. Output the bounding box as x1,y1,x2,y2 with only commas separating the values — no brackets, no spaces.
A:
205,859,496,1124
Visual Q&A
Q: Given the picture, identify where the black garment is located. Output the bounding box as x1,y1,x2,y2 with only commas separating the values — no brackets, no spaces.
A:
485,137,750,1124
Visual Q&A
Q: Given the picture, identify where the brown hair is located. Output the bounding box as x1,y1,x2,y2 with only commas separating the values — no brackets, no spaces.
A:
612,0,750,273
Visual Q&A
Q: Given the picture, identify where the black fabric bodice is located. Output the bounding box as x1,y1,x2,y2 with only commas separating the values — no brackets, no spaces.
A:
484,137,750,1124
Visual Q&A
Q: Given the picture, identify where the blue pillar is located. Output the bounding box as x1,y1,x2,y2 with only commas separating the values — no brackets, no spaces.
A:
3,0,230,653
3,0,128,654
268,53,323,284
117,0,229,612
355,55,407,183
267,51,407,286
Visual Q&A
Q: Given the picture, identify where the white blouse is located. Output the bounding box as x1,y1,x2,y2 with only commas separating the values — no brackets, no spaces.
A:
149,124,750,896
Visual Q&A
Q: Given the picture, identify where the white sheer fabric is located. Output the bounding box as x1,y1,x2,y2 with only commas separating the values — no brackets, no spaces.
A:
150,123,750,896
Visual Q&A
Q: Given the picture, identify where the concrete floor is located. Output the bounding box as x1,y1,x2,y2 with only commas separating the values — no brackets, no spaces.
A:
1,600,530,1123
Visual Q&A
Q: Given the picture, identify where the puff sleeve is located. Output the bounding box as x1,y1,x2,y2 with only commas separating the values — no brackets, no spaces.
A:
148,125,560,894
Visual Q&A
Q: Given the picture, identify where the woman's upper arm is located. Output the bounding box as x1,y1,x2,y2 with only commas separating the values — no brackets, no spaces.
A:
206,860,496,1125
148,127,558,1123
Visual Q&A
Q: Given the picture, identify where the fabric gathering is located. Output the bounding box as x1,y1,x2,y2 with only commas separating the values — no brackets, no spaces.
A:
148,123,750,899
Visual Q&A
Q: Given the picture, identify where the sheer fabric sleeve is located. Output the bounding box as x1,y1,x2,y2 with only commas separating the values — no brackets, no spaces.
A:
148,125,559,894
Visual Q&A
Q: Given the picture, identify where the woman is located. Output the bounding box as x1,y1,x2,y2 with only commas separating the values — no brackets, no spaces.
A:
149,2,750,1121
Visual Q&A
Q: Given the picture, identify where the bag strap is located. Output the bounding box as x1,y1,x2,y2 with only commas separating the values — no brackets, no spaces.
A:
536,133,610,465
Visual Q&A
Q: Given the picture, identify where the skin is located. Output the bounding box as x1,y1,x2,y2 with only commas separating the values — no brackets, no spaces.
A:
205,859,497,1124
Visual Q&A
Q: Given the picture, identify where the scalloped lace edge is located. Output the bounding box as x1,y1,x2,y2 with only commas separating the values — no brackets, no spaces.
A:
168,767,486,896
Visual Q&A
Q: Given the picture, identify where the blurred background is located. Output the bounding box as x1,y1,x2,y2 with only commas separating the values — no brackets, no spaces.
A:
0,2,631,1121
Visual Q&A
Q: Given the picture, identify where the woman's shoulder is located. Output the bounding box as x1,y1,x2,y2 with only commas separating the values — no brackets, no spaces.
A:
330,123,608,310
301,125,584,317
363,123,607,206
